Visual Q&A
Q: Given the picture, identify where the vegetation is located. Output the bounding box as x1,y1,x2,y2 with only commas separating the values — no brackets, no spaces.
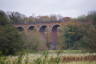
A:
0,10,96,63
0,10,24,55
76,11,96,52
62,22,83,49
0,51,96,64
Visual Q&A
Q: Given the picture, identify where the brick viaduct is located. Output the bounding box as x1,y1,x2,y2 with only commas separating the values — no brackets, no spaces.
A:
14,21,65,32
13,20,69,49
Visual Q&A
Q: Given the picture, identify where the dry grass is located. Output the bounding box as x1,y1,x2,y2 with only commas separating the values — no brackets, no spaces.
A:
0,52,96,64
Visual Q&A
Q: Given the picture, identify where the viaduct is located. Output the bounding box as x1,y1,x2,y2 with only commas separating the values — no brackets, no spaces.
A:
13,18,70,49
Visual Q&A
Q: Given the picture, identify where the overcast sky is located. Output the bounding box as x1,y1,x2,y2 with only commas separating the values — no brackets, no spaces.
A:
0,0,96,17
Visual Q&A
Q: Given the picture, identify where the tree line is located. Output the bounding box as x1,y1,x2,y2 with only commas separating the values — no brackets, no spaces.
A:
8,11,65,24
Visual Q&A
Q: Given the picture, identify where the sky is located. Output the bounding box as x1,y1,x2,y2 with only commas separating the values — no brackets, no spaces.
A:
0,0,96,17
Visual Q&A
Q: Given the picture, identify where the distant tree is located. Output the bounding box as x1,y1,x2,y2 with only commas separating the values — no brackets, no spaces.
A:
76,11,96,52
0,10,10,25
77,15,87,22
86,11,96,26
28,16,37,23
0,10,23,55
77,11,96,24
36,16,50,22
79,23,96,52
62,22,83,49
8,12,26,24
50,15,58,21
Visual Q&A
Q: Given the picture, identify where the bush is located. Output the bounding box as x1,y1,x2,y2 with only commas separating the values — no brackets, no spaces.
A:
0,10,24,55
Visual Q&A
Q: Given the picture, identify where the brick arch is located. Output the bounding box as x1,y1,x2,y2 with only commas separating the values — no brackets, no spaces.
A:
52,24,61,32
16,26,24,31
28,25,35,31
39,25,47,32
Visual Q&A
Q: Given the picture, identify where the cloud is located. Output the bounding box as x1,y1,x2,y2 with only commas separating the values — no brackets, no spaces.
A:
0,0,96,17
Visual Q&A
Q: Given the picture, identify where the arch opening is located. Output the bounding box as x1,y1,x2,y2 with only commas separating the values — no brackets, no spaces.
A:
39,25,47,32
49,24,60,49
28,26,35,31
52,24,60,32
16,27,24,31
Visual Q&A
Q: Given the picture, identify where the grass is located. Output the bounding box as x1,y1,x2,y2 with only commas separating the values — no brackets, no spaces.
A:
0,50,96,64
63,61,96,64
48,50,82,53
27,50,83,54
